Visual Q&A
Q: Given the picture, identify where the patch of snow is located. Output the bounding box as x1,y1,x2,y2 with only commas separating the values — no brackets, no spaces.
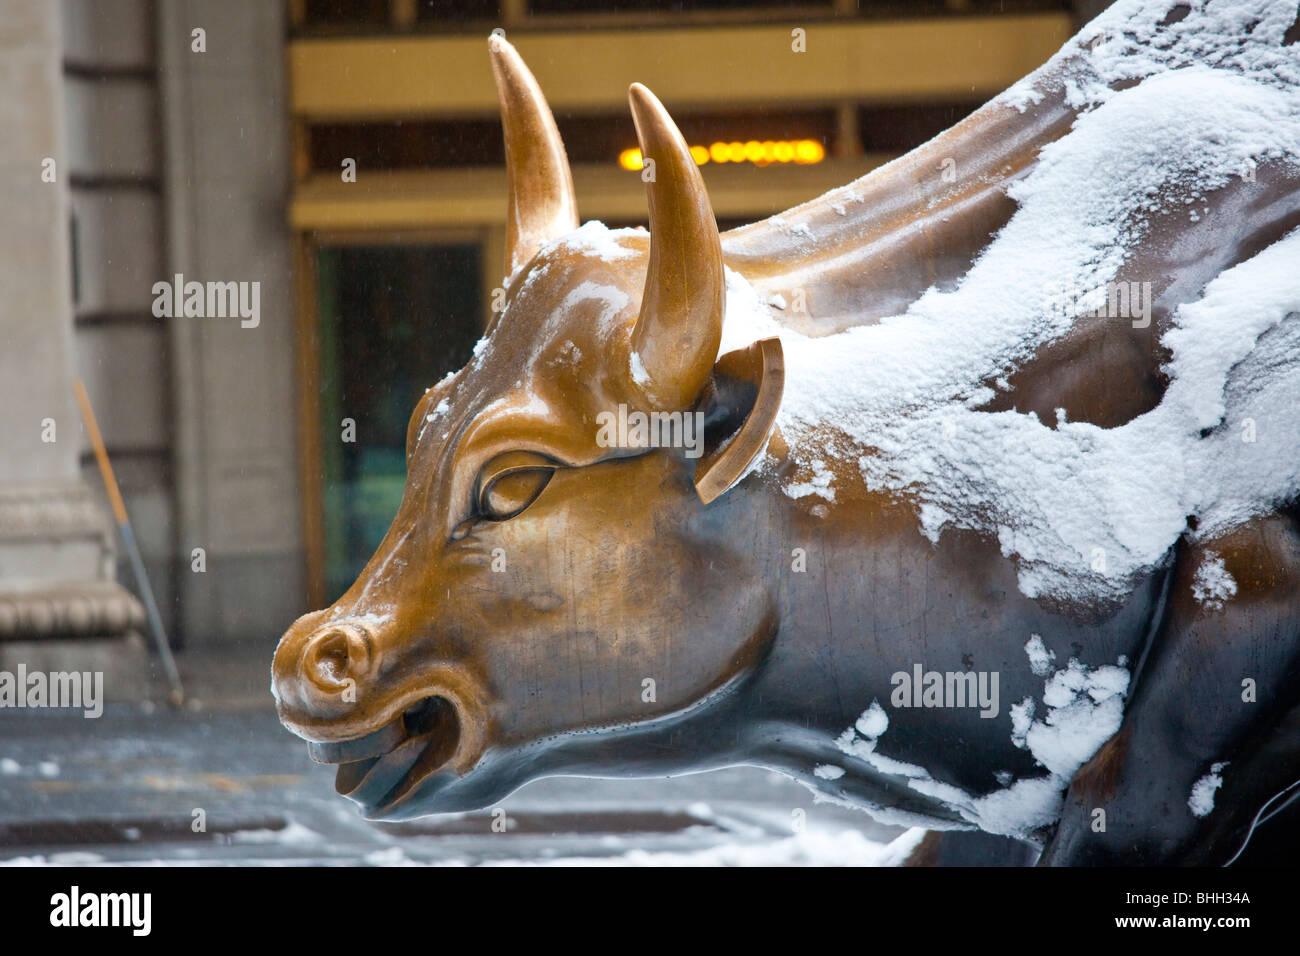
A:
417,396,453,443
854,700,890,739
1022,657,1130,778
1010,698,1035,749
1003,0,1300,115
552,220,641,263
364,847,421,866
823,643,1130,839
916,502,952,544
1192,552,1238,610
1189,762,1229,818
1025,634,1056,677
556,281,631,333
829,701,1062,837
629,350,650,387
718,266,786,356
352,610,392,630
814,764,846,780
783,458,836,502
685,801,714,821
230,820,322,846
0,758,19,775
479,825,927,867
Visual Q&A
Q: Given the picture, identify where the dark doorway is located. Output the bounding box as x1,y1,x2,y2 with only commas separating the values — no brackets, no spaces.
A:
316,243,482,601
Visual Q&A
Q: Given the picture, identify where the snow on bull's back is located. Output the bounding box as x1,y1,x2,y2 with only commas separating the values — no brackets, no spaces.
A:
719,1,1300,606
1006,0,1300,113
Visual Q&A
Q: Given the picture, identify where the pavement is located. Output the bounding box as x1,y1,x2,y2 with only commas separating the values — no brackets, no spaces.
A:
0,647,930,865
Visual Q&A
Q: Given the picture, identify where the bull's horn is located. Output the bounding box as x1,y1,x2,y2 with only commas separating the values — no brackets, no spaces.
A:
628,82,724,410
489,35,579,276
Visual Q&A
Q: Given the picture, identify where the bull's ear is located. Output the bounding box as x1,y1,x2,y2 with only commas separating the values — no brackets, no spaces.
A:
694,337,784,505
489,36,579,276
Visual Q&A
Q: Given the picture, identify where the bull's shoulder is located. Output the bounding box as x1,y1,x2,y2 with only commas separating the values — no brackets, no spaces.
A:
978,315,1166,429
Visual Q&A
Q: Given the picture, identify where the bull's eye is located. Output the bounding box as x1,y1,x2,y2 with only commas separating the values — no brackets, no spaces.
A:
475,451,556,521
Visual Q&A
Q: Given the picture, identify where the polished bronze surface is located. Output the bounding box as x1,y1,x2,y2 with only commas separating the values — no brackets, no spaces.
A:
274,28,1300,865
489,34,579,277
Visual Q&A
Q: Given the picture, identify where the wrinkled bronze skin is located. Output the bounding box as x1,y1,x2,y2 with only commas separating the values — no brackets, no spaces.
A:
274,28,1300,864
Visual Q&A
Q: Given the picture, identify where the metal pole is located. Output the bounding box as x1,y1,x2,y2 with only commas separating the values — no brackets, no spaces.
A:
74,380,185,707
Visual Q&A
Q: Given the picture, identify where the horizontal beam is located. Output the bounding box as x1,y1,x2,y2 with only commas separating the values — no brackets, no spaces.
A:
288,14,1071,120
290,156,893,232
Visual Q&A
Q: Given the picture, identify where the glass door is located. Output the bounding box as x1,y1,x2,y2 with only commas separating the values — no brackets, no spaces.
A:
315,242,482,601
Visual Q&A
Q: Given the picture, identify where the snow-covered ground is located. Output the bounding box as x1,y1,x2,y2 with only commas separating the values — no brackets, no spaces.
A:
0,704,952,867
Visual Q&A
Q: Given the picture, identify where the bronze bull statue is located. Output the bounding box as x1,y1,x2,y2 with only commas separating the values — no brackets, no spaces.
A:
273,0,1300,864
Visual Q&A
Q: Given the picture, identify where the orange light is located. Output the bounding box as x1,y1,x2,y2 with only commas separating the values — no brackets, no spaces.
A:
620,145,713,169
795,139,826,164
618,147,643,171
625,139,825,169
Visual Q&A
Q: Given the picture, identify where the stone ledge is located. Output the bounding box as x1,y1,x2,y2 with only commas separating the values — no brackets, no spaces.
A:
0,580,145,640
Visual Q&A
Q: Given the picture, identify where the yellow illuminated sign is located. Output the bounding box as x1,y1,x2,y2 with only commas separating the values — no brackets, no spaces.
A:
618,139,825,170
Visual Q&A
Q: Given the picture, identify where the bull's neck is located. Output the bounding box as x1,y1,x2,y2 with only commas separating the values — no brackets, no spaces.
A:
704,464,892,738
690,470,975,826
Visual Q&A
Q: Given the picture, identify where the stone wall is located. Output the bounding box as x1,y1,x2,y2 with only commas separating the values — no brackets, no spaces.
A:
0,0,144,643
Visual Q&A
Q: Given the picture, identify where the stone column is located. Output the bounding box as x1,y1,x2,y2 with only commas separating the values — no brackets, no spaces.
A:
0,1,143,639
158,0,305,646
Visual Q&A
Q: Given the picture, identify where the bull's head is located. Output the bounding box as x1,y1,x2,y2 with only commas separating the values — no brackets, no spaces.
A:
272,37,785,819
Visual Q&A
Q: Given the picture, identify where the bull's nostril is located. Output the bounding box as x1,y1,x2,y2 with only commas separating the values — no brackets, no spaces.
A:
315,633,349,681
301,622,373,697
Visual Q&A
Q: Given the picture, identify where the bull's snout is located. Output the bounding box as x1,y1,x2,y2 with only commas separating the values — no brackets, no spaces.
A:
272,616,379,724
273,609,493,815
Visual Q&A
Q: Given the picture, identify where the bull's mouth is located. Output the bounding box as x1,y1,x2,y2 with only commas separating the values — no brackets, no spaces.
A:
308,696,463,814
